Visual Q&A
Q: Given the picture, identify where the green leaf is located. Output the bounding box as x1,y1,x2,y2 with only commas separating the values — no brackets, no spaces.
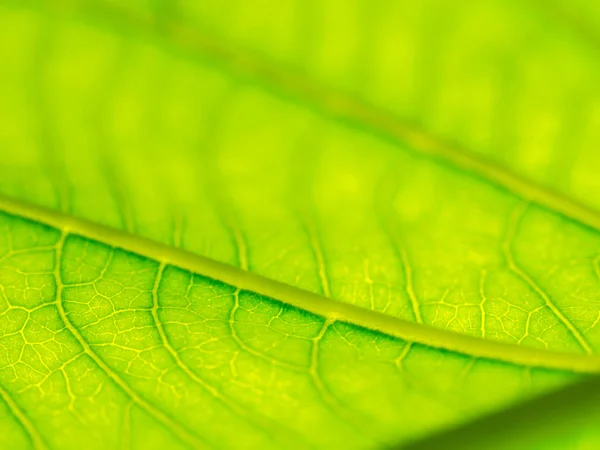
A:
0,0,599,448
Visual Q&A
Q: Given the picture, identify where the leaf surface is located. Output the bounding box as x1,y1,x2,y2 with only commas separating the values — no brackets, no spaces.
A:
0,0,599,448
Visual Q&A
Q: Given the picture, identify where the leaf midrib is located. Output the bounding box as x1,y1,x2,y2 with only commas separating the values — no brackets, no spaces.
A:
1,193,599,375
11,0,600,371
42,0,600,236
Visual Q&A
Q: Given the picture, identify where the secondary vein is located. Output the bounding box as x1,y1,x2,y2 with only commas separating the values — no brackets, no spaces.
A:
52,231,207,450
503,202,593,354
2,194,600,375
0,383,48,450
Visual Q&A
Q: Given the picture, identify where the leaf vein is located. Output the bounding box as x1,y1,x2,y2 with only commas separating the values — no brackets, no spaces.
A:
1,197,599,374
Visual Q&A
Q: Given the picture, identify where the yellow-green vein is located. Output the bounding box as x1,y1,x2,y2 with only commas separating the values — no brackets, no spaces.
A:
0,194,599,374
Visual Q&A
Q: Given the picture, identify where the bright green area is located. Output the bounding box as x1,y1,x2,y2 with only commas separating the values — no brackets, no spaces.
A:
0,0,599,448
0,212,575,449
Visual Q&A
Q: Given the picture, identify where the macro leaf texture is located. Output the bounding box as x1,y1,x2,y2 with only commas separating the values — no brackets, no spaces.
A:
0,0,600,449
